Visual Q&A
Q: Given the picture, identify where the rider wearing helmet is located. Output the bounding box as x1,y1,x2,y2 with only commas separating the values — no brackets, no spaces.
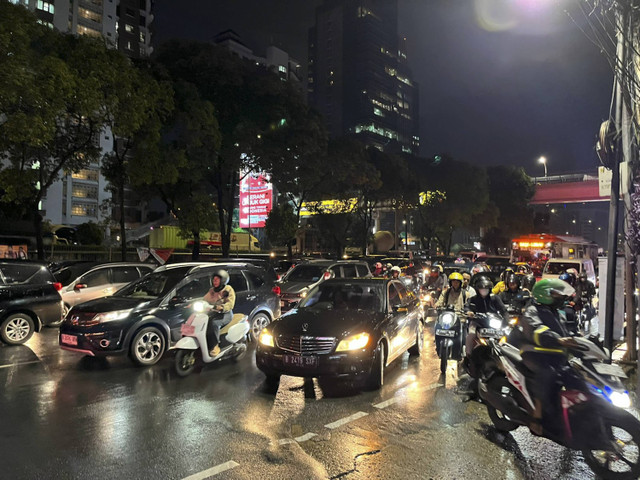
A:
203,269,236,356
389,265,402,279
509,278,580,435
575,271,596,311
521,274,536,293
492,267,515,294
499,273,525,313
425,264,446,294
558,271,576,288
466,277,507,319
435,272,467,311
372,262,384,276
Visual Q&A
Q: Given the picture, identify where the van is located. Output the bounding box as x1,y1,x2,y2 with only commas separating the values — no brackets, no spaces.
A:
542,258,596,285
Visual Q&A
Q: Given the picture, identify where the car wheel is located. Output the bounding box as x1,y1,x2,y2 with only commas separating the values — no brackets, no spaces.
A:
130,326,166,366
409,323,423,356
250,312,271,342
366,342,385,390
1,314,35,345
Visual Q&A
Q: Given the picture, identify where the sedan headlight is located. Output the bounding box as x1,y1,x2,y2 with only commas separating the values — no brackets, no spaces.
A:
259,331,274,347
336,332,370,352
92,309,132,323
489,318,503,330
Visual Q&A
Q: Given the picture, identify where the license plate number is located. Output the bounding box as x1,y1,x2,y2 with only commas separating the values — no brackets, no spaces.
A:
181,324,195,336
594,363,627,378
283,355,319,368
436,329,456,337
478,328,499,337
61,334,77,346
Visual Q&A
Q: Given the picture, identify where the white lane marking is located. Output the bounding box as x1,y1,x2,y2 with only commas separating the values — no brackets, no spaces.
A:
181,460,239,480
0,361,41,369
278,432,318,445
373,397,400,409
325,411,369,429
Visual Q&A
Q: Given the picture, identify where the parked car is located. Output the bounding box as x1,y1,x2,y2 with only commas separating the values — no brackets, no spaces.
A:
58,262,156,317
59,262,280,365
256,278,424,389
278,260,372,312
0,261,63,344
50,261,99,286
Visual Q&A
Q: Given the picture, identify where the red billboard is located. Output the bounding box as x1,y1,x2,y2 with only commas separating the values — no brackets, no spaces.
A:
239,170,273,229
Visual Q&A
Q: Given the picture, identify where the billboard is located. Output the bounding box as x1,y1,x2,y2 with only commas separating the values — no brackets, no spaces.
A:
239,170,273,229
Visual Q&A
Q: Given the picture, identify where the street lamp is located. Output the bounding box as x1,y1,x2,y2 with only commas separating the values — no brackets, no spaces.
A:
538,156,548,177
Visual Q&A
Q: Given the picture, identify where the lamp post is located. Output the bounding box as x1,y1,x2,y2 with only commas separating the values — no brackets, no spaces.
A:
538,156,548,177
403,217,408,251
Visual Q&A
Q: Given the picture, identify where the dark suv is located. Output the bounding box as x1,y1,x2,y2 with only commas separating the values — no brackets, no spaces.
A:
59,262,280,365
0,261,63,345
278,260,371,312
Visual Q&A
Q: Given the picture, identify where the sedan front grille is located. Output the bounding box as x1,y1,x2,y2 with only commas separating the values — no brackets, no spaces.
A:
277,335,336,354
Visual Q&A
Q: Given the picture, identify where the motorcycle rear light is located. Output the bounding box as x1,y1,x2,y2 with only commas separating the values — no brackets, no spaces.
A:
272,286,281,296
53,282,63,291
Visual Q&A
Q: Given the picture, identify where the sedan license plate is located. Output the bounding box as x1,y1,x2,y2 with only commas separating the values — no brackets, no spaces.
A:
594,363,627,378
436,329,456,337
61,334,78,346
478,328,499,337
181,324,195,336
283,355,319,368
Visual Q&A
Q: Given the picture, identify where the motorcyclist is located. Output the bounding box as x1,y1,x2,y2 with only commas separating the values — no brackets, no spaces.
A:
425,264,446,294
372,262,384,276
492,267,515,294
203,269,236,357
521,274,537,294
435,272,467,312
499,273,526,313
575,271,596,311
466,277,508,320
559,271,578,332
462,272,476,298
389,265,401,279
508,278,580,435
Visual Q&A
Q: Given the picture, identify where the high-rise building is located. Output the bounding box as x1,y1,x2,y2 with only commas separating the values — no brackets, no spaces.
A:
308,0,419,154
9,0,155,228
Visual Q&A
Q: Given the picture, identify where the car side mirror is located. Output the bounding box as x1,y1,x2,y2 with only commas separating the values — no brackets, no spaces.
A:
74,283,87,290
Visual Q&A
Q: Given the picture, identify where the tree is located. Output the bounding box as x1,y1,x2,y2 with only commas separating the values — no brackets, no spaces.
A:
76,222,104,246
0,11,115,259
100,58,173,260
264,202,298,256
131,80,222,260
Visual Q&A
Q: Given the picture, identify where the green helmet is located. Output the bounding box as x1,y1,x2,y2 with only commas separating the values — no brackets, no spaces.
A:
531,278,575,307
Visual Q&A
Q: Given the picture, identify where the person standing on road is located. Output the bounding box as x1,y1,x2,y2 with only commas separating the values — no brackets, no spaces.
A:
203,270,236,357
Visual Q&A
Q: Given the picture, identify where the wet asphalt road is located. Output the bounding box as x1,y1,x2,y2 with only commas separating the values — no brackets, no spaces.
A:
0,325,619,480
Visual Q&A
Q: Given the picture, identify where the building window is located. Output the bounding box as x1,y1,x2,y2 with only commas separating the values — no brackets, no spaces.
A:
139,31,145,42
36,19,54,29
126,41,132,50
72,169,99,182
36,1,54,13
126,7,135,16
72,185,98,199
125,24,134,33
278,65,286,73
79,8,101,23
78,26,101,37
71,203,97,217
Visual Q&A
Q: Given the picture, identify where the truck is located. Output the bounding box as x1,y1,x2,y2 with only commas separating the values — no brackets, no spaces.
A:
149,226,260,252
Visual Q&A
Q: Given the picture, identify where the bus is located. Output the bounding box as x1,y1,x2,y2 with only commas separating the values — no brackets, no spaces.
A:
510,233,598,265
149,226,260,252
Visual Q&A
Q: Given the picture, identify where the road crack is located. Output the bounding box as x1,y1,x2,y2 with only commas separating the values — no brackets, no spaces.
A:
329,449,382,479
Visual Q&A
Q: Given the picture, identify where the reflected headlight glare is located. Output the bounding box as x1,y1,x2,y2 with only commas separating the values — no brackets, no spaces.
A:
440,313,455,328
93,309,132,323
610,391,631,409
193,301,206,312
336,332,370,352
259,331,274,347
509,316,519,326
489,318,503,330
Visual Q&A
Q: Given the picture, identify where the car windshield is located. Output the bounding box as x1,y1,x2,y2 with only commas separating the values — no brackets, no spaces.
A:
284,265,324,282
115,268,189,300
544,262,580,275
298,283,383,312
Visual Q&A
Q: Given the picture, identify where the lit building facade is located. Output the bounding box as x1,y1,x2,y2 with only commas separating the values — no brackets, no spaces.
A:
308,0,419,154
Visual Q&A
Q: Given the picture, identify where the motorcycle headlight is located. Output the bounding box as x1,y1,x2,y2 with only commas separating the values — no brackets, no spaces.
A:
193,301,206,312
610,391,631,409
489,318,503,330
440,312,455,329
93,309,132,323
259,330,274,347
336,332,370,352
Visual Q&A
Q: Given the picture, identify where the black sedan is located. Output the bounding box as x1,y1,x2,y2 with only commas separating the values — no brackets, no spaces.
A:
256,278,424,389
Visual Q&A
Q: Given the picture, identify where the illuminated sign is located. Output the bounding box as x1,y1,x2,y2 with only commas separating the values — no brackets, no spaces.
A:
518,242,545,249
300,198,358,217
239,170,273,229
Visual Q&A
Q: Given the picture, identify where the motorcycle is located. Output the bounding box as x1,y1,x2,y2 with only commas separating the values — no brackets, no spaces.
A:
421,285,441,320
174,301,250,377
478,336,640,480
464,312,508,379
434,307,466,374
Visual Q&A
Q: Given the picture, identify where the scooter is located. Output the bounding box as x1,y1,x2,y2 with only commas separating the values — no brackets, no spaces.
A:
479,337,640,480
174,301,250,377
434,307,466,374
464,311,508,379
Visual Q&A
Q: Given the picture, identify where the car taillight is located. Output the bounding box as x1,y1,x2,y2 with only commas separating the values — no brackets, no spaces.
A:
53,282,63,291
323,271,332,280
272,286,281,296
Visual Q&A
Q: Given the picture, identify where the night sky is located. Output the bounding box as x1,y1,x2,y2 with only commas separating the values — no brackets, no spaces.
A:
153,0,612,176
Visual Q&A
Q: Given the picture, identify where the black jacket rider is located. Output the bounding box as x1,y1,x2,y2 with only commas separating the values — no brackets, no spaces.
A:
465,293,508,319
